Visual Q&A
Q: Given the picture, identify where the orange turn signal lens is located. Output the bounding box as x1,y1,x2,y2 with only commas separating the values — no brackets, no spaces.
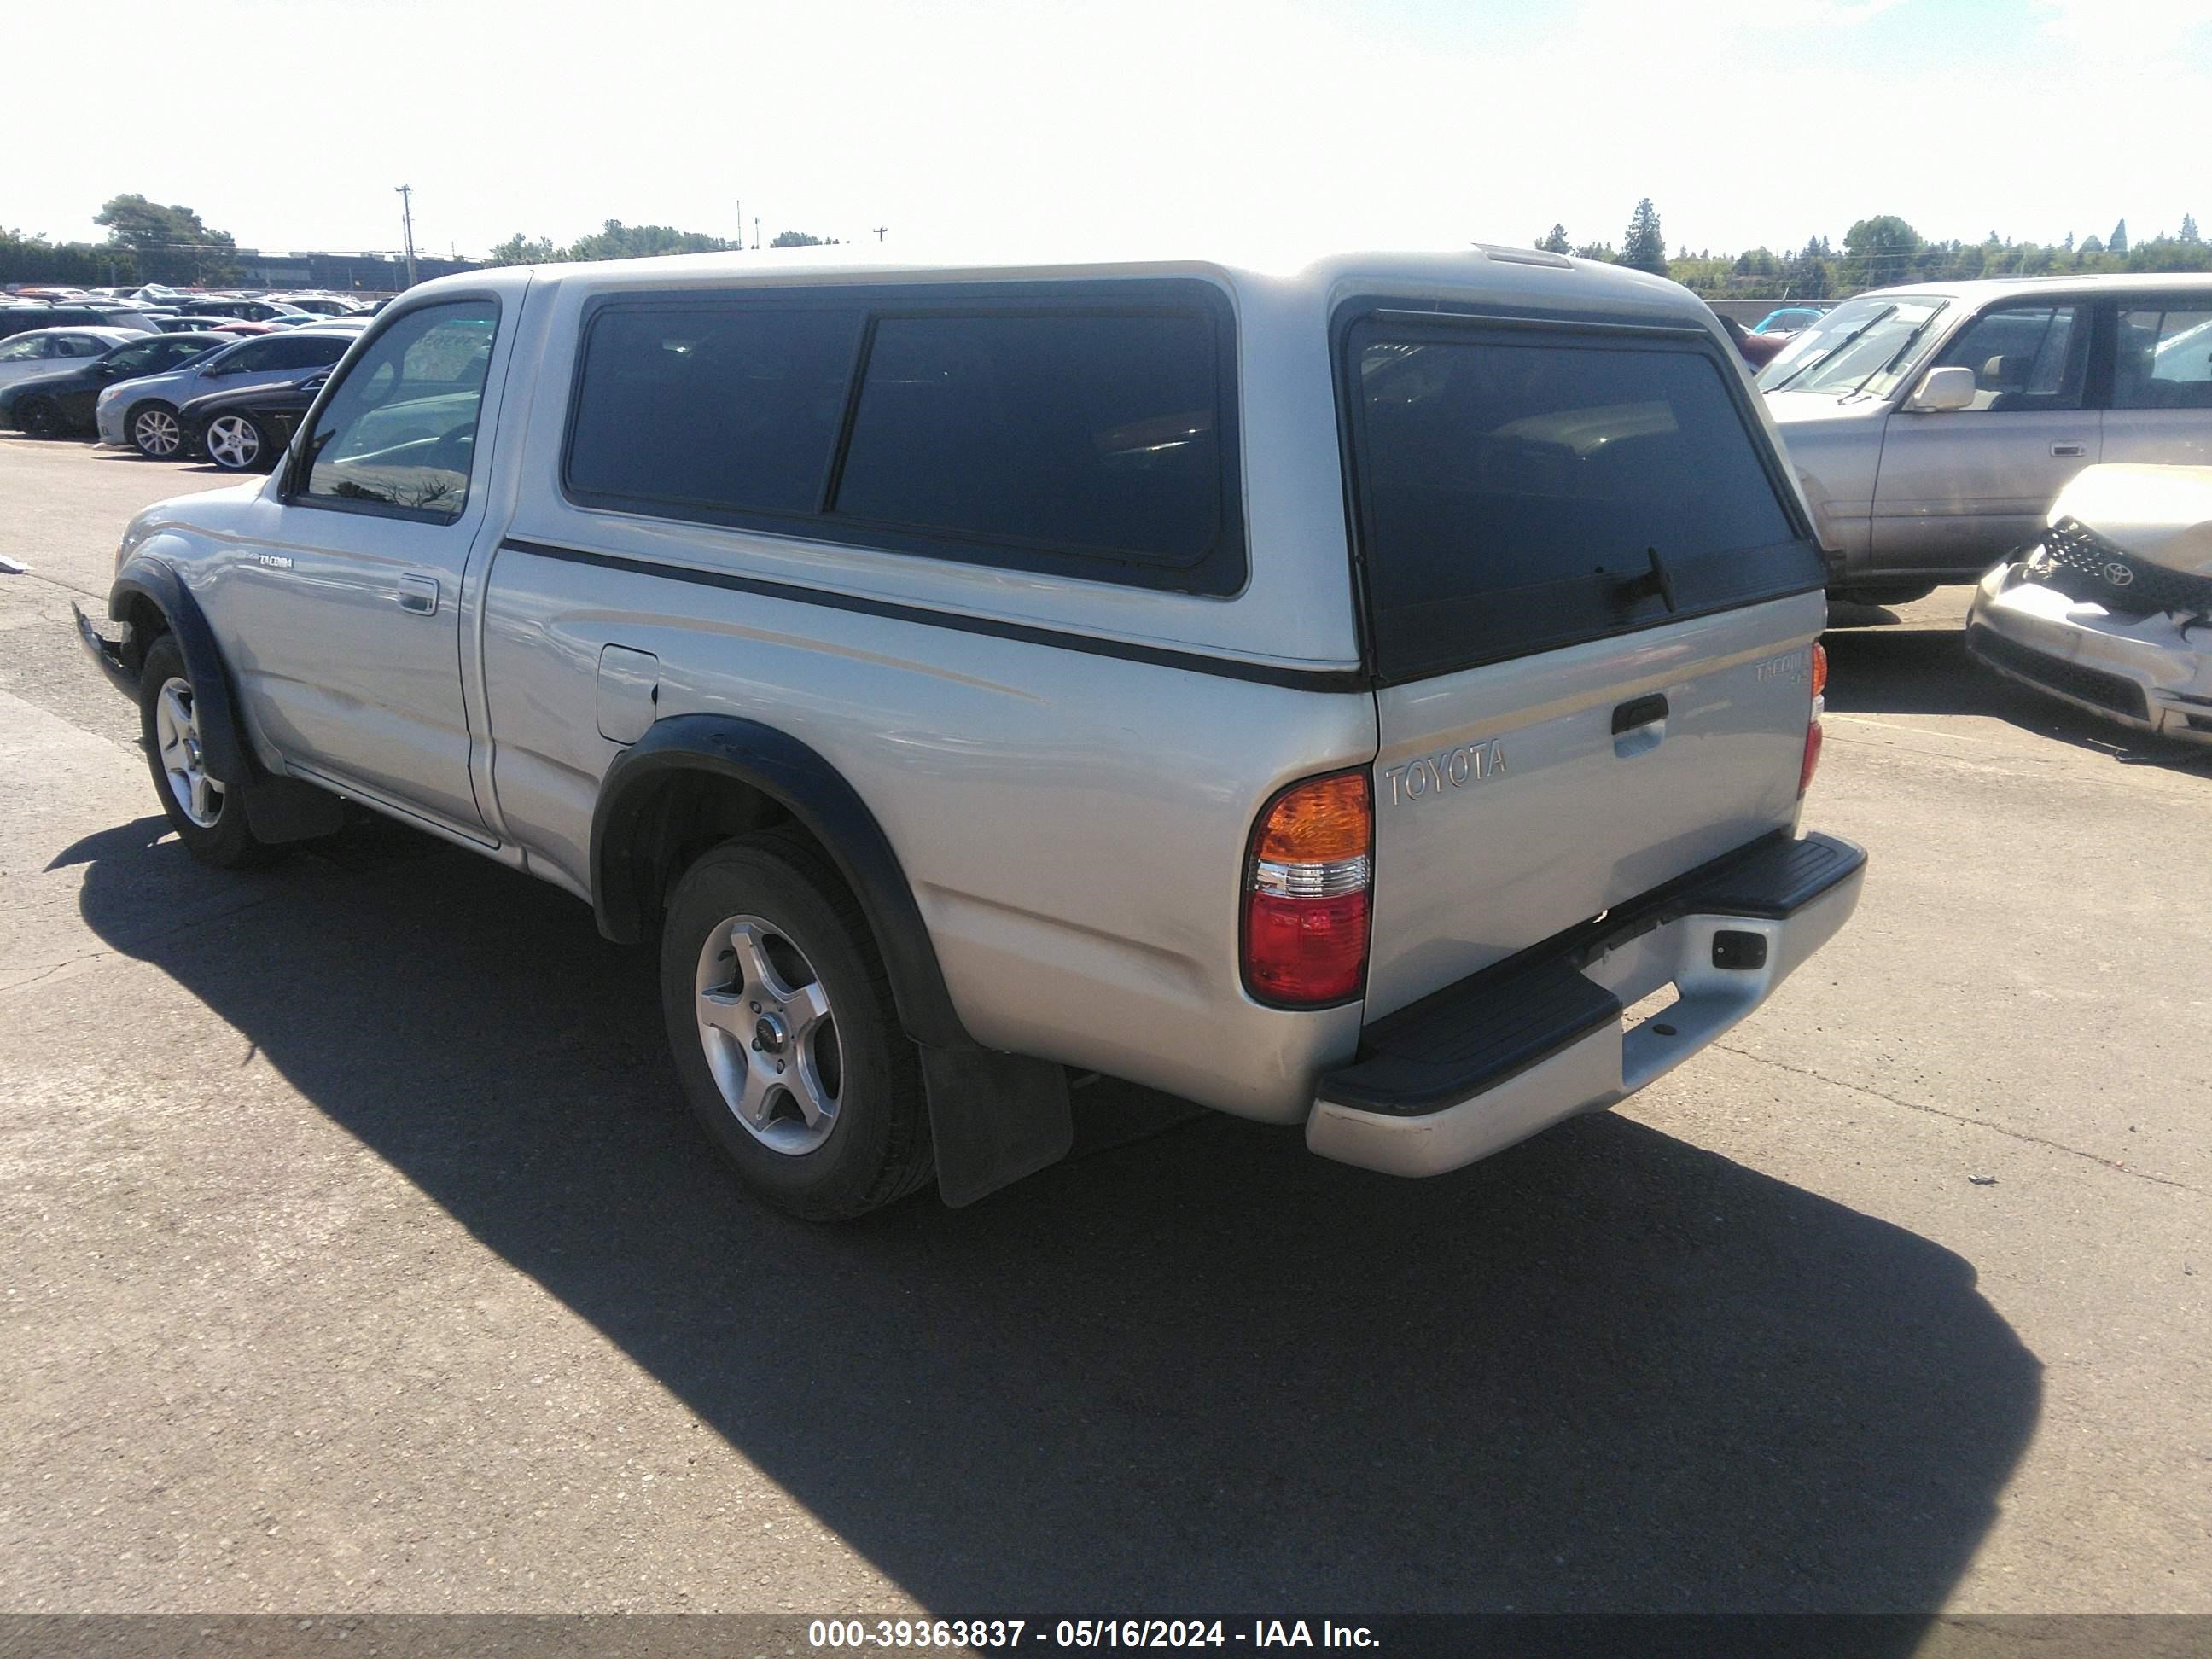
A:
1811,641,1829,700
1254,771,1371,864
1243,770,1374,1007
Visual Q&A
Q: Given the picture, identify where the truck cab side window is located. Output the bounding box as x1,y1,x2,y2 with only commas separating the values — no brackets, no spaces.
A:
299,300,498,521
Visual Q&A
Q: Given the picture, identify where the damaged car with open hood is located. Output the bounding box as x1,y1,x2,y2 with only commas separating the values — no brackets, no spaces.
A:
1967,464,2212,745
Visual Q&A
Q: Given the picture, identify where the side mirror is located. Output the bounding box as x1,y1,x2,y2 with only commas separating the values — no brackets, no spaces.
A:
1908,365,1976,412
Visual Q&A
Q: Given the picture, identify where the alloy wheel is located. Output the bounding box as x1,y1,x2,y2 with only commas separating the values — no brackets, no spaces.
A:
692,913,842,1155
133,407,182,458
154,677,224,828
205,415,262,470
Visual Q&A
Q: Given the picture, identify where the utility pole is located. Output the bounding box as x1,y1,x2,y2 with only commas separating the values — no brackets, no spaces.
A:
753,216,760,252
735,200,742,251
395,184,418,289
873,225,888,242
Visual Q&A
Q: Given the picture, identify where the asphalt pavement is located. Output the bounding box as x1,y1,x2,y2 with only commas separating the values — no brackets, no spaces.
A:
0,434,2205,1620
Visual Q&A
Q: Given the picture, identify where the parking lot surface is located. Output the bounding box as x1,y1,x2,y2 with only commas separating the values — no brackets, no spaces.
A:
1,434,2206,1616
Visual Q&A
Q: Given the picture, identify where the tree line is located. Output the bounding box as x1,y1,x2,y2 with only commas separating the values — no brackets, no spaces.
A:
486,222,843,265
0,196,845,288
3,195,242,287
11,191,2209,298
1541,201,2211,300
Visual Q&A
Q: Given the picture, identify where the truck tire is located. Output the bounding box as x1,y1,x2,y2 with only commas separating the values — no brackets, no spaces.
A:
137,632,276,868
659,830,933,1220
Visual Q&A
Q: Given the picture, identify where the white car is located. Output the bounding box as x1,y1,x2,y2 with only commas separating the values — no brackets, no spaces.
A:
0,327,141,391
95,328,358,457
1968,463,2212,745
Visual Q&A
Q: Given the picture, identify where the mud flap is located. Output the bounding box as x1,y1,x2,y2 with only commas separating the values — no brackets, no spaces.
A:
920,1047,1073,1208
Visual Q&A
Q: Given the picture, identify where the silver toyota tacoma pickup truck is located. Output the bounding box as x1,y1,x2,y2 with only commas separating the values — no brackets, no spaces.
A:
74,245,1866,1219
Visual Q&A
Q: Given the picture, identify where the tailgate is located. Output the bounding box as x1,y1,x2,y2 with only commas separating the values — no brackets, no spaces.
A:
1365,594,1821,1016
1339,305,1829,1019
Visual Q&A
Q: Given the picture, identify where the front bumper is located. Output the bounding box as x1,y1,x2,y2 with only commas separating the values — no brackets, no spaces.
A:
73,603,138,700
95,399,127,446
1965,563,2212,746
1306,832,1866,1177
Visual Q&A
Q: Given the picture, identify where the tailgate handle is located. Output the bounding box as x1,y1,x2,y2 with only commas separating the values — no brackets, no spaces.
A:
1612,694,1669,735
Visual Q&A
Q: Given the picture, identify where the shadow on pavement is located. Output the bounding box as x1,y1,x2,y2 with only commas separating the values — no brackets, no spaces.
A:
62,817,2041,1616
1822,621,2212,774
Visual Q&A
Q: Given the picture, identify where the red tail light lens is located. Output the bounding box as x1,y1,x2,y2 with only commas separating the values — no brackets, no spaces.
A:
1799,718,1825,796
1242,771,1372,1006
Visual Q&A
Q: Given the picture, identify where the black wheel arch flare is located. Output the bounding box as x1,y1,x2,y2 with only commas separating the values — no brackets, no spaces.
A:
592,715,1074,1206
107,556,345,844
591,713,969,1051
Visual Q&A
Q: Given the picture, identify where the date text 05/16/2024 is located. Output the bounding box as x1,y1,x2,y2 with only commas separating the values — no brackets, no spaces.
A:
804,1620,1379,1650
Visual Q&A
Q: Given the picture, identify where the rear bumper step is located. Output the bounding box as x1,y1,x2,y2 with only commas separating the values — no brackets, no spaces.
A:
1307,831,1865,1176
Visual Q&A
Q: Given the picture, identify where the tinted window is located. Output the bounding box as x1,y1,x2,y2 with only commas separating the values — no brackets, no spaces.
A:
1348,321,1819,678
1931,303,2086,410
214,339,285,374
271,333,350,370
832,312,1221,562
300,300,497,521
155,339,219,370
2114,306,2212,410
567,305,862,516
102,341,171,375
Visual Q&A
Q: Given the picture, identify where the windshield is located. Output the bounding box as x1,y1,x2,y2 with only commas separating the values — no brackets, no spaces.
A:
1756,296,1950,399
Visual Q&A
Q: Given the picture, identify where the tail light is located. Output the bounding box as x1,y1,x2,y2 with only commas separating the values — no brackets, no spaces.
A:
1242,770,1372,1006
1800,642,1827,796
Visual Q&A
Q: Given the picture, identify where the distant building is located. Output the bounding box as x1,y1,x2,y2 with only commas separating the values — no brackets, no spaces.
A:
230,248,486,292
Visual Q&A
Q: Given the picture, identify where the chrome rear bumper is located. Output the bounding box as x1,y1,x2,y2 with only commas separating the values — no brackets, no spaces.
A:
1307,833,1866,1177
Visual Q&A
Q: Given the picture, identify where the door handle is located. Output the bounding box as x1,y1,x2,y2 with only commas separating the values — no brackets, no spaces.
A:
396,574,439,615
2052,443,2087,458
1611,693,1669,734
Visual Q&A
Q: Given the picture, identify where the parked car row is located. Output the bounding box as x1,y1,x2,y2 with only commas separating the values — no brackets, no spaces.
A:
1,288,380,343
2,319,362,465
2,288,384,463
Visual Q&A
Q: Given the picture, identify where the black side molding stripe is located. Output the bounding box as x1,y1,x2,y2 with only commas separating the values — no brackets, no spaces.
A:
498,538,1371,694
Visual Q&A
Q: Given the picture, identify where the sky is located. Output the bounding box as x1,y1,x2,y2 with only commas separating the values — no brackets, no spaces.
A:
10,0,2210,263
